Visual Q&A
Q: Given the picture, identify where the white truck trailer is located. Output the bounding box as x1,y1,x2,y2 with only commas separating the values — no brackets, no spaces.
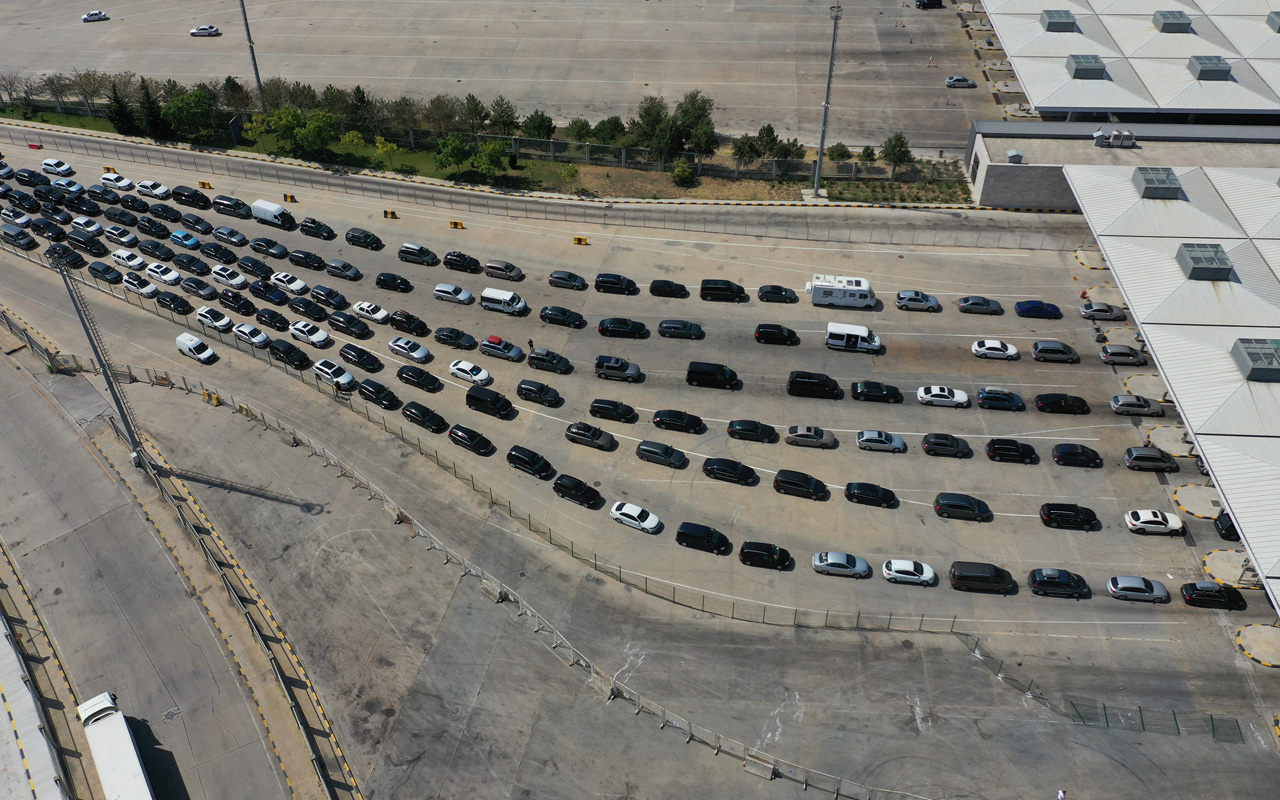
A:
77,692,155,800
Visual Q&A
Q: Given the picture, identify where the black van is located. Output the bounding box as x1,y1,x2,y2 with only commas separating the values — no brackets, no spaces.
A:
699,278,747,302
739,541,791,570
676,522,731,554
0,222,37,250
506,445,555,479
773,469,826,500
786,370,842,400
686,361,737,389
948,561,1016,594
172,185,212,209
465,385,514,419
67,228,108,256
213,195,252,218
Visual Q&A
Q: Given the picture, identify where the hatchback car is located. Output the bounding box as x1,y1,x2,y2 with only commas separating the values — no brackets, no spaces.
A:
1106,576,1169,603
986,438,1035,463
1035,393,1090,414
634,441,685,468
449,360,491,386
402,402,448,432
289,320,331,347
327,312,369,338
397,242,439,265
196,306,233,332
289,250,325,270
598,317,647,338
754,323,799,346
972,340,1018,360
180,277,216,300
1080,302,1125,321
310,285,346,310
122,272,158,297
213,226,247,246
1180,581,1246,610
548,270,587,290
1014,300,1062,319
442,251,479,271
649,279,687,298
1099,344,1148,366
448,424,493,455
701,458,756,485
433,327,476,349
812,552,871,578
181,213,212,234
251,237,288,259
1028,568,1088,598
233,323,270,348
539,306,585,328
784,426,836,449
516,380,560,407
772,470,826,500
1110,395,1164,416
895,289,941,312
933,493,990,521
917,385,970,407
594,273,638,294
882,559,936,585
389,311,429,336
376,272,413,292
1039,503,1097,530
590,399,636,422
856,430,906,453
922,433,967,458
300,217,335,240
565,422,616,451
726,419,777,442
657,319,704,339
1124,509,1184,535
956,295,1002,314
850,381,902,403
757,285,797,303
1051,443,1103,468
1123,446,1178,472
330,259,365,282
844,482,896,508
433,283,474,304
652,409,703,433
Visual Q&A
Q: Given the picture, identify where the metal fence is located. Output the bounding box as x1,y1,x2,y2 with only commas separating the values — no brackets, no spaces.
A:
1066,698,1243,742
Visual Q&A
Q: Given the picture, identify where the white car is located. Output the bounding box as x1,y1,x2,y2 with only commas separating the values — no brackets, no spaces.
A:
855,429,906,453
971,339,1019,360
448,359,491,386
196,305,233,332
122,272,158,298
388,337,430,363
1124,509,1185,536
82,10,109,22
882,559,936,585
100,173,133,190
211,265,247,289
41,158,73,176
71,216,102,236
353,301,389,323
190,25,221,37
609,502,661,533
916,385,970,407
289,320,331,347
433,283,474,304
136,180,171,199
1,209,31,227
146,263,181,285
812,552,872,578
111,248,145,270
233,323,270,348
270,271,308,295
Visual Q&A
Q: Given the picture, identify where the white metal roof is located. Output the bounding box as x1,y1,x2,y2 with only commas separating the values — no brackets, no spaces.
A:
1064,163,1280,605
986,1,1280,113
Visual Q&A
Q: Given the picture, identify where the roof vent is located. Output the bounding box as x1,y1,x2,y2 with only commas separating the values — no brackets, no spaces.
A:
1153,10,1193,33
1189,55,1232,81
1067,54,1106,79
1132,167,1181,199
1176,243,1234,281
1232,339,1280,382
1269,11,1280,33
1041,10,1076,33
1007,150,1024,164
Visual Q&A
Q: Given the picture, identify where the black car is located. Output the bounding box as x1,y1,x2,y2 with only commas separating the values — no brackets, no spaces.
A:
986,438,1036,464
250,280,288,305
1035,393,1090,414
757,284,798,303
269,339,311,369
345,227,384,250
8,190,40,213
1051,443,1102,468
300,217,335,240
219,290,255,315
149,203,181,223
40,202,71,225
358,379,400,409
326,259,361,281
376,272,413,292
448,424,493,455
256,308,290,331
174,254,210,275
397,365,441,392
773,470,827,500
594,273,638,295
390,310,430,336
844,482,896,508
850,381,903,403
328,311,370,338
786,371,841,399
539,306,585,328
652,409,703,433
251,237,288,258
517,380,560,407
155,290,191,313
589,399,635,422
29,219,65,241
726,419,777,442
65,195,101,216
548,270,587,290
433,327,475,349
340,343,382,372
701,458,756,485
103,207,138,227
649,279,687,298
553,474,601,507
527,348,571,373
181,213,213,234
1181,581,1247,610
1039,503,1097,530
288,297,328,321
507,445,555,480
238,256,272,279
137,216,169,238
921,433,967,457
933,492,989,521
1028,568,1088,598
402,401,448,432
597,317,647,338
119,194,149,213
45,243,85,268
14,169,49,187
977,387,1025,411
753,323,799,346
88,261,124,284
310,285,348,310
180,277,216,300
87,185,120,205
657,319,703,340
442,250,480,272
288,249,324,270
139,239,174,261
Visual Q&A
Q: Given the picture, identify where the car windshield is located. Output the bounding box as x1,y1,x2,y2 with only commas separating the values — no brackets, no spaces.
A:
635,510,650,522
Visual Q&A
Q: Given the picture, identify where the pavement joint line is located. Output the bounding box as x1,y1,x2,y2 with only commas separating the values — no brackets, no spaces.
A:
1236,625,1280,668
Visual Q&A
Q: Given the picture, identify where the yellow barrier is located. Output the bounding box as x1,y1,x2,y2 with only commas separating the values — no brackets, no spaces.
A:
198,180,213,189
283,193,296,202
384,209,398,219
103,165,116,173
449,220,464,229
574,236,589,246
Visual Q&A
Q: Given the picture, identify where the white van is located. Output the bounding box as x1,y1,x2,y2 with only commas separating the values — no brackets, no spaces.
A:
806,274,876,309
176,333,216,363
479,287,527,315
825,322,882,354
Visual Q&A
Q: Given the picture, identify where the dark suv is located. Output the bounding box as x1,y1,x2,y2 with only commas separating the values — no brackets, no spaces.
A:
786,371,841,400
754,324,799,346
933,493,990,521
357,379,399,409
553,474,601,507
390,310,429,336
985,438,1036,464
506,445,555,480
594,273,638,295
345,227,383,250
739,541,791,570
772,469,826,500
1039,503,1097,530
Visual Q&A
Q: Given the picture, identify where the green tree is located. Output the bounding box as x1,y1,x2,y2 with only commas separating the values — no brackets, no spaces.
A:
670,158,695,187
319,84,351,121
559,162,579,188
0,70,22,104
687,119,718,156
673,90,714,134
104,81,141,136
244,113,271,151
375,136,405,167
564,117,592,142
258,76,290,110
388,96,423,147
68,69,109,116
488,95,519,135
349,85,373,130
859,145,876,163
267,106,305,151
423,94,463,132
295,109,338,156
434,132,474,175
772,138,806,160
462,93,489,132
161,88,216,141
755,124,779,158
521,109,555,140
649,118,685,161
222,76,255,115
288,81,319,110
472,140,508,181
880,132,914,166
826,141,852,161
159,79,186,104
136,78,170,139
338,129,366,150
731,134,761,166
592,115,625,144
39,74,72,114
627,95,668,147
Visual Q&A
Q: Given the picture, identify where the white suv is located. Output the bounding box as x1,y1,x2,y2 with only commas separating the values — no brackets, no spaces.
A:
111,249,145,270
312,359,355,390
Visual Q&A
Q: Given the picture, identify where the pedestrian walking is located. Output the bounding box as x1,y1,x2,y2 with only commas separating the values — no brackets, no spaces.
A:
1057,790,1066,800
527,339,534,352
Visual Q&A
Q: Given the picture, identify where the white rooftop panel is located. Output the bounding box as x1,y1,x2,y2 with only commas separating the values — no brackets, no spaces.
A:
1202,168,1280,235
1140,325,1280,432
1066,165,1247,237
1192,0,1280,15
1195,436,1280,580
1015,57,1157,109
985,0,1095,12
1094,0,1203,14
1129,57,1280,110
1213,14,1280,58
994,14,1124,57
1101,14,1239,58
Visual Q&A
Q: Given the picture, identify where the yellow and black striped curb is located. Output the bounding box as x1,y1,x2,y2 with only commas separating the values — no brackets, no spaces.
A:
1,119,1085,213
1274,715,1279,737
0,547,77,707
86,433,299,799
1200,550,1255,589
1143,425,1197,457
1237,625,1280,667
0,302,60,354
1174,485,1217,519
1121,374,1164,394
1075,247,1108,269
0,684,37,798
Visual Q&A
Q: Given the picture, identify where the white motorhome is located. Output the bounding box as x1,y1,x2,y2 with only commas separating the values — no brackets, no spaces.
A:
479,287,527,315
806,274,876,308
825,322,882,354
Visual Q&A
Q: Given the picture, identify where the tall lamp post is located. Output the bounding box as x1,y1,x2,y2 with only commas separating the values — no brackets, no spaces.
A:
237,0,266,110
813,4,843,196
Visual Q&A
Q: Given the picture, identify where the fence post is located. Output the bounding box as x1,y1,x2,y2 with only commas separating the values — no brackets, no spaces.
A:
1138,706,1145,731
1103,704,1110,728
1172,709,1179,734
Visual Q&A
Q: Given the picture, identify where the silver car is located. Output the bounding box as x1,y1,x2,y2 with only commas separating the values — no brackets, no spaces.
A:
812,552,871,578
785,425,837,449
1099,344,1148,366
1080,302,1126,321
856,430,906,453
895,289,941,312
1106,575,1169,603
1110,395,1165,417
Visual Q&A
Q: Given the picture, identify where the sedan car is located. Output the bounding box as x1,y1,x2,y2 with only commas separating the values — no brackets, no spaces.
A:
565,422,616,451
1014,300,1062,319
389,337,430,363
757,285,797,303
726,419,777,442
120,194,149,212
270,271,308,295
1124,509,1184,535
201,241,237,264
609,503,661,533
396,365,441,392
448,424,493,455
402,402,448,432
916,385,970,407
598,317,647,338
589,399,635,422
945,75,977,88
256,308,290,331
448,360,491,386
251,237,288,259
855,430,906,453
233,323,270,348
339,344,382,371
548,270,587,290
784,426,836,449
1039,503,1097,530
649,279,687,298
882,559,936,586
657,319,704,339
101,173,133,190
812,552,871,578
180,277,216,300
433,283,473,304
169,230,200,250
971,340,1019,360
844,482,896,508
181,213,213,235
1080,302,1126,321
148,203,181,223
287,297,327,321
652,409,703,433
1106,575,1169,603
850,381,902,403
922,433,967,457
1035,393,1090,414
1051,443,1103,468
1110,395,1164,416
138,238,173,261
977,386,1024,411
190,25,221,36
250,280,288,305
289,320,331,347
352,301,390,324
701,458,756,485
433,327,476,349
539,306,585,328
1028,568,1088,599
956,295,1002,315
1180,581,1246,610
895,289,941,312
51,177,83,195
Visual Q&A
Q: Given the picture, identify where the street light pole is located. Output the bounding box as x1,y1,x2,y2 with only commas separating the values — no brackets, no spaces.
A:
237,0,266,110
813,4,843,196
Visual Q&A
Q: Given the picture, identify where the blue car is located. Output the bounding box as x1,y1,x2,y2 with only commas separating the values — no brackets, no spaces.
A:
170,230,200,250
1014,300,1062,319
